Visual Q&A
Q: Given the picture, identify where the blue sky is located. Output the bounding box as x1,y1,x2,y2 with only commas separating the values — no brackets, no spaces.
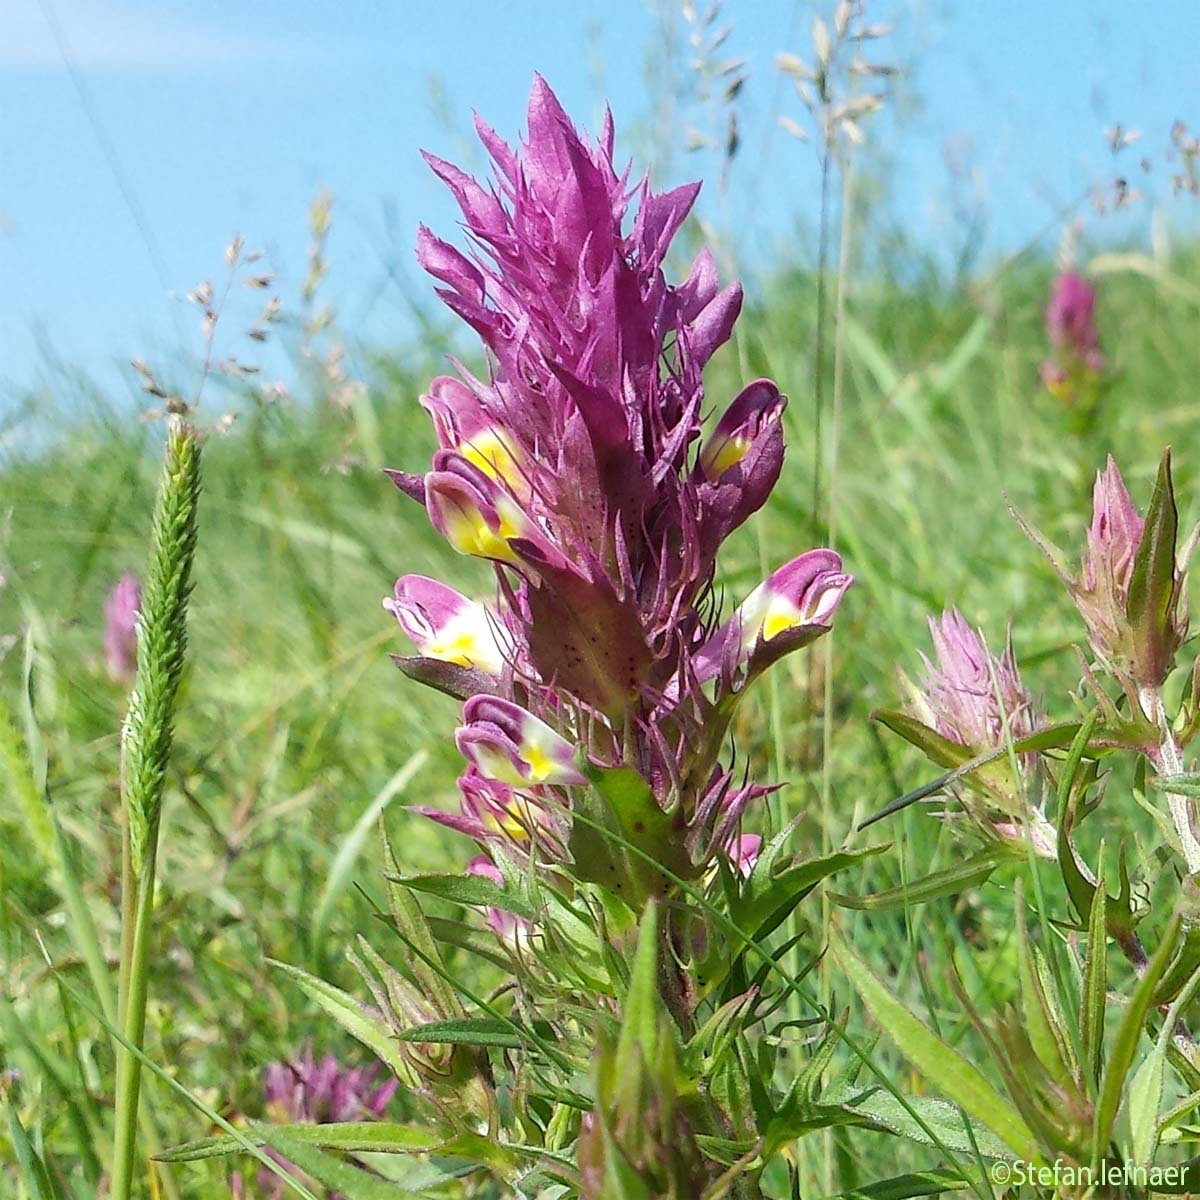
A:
2,0,1197,405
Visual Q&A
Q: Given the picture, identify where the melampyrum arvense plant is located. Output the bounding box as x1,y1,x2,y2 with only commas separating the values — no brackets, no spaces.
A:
112,415,201,1200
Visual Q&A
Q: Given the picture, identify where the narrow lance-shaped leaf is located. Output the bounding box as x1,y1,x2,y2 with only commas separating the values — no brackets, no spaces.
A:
1126,447,1179,686
156,1122,447,1163
831,850,1003,911
1091,913,1182,1169
1127,962,1200,1168
831,927,1040,1161
1014,882,1073,1085
269,958,417,1087
1081,876,1108,1088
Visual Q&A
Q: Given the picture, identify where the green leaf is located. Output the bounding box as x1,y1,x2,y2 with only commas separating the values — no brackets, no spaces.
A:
735,845,889,943
1152,774,1200,800
1155,927,1200,1007
156,1121,446,1162
572,765,699,904
863,717,1090,829
389,870,537,921
832,928,1039,1160
269,959,415,1086
873,710,975,770
821,1088,1014,1160
1056,710,1102,923
1082,877,1108,1087
396,1017,534,1049
817,1169,974,1200
4,1098,63,1200
382,832,472,1021
830,850,1003,911
617,900,661,1068
1092,914,1182,1169
1014,883,1072,1084
259,1131,423,1200
1129,964,1200,1167
1127,448,1179,681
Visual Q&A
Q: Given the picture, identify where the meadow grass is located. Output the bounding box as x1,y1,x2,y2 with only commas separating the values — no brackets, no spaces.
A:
3,241,1200,1196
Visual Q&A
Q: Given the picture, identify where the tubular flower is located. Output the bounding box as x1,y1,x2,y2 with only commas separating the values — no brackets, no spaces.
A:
385,575,508,674
104,573,141,682
386,77,850,891
695,550,854,685
456,695,586,787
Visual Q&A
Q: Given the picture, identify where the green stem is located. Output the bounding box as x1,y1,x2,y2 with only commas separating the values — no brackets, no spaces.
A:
111,835,160,1200
51,795,181,1200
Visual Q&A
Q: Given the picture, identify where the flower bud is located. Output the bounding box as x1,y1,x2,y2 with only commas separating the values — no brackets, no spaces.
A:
467,855,533,942
1072,453,1186,691
384,575,508,674
456,695,585,787
917,609,1035,751
698,379,786,482
905,610,1054,857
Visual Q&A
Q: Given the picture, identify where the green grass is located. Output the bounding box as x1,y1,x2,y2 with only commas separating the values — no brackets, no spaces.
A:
3,240,1200,1196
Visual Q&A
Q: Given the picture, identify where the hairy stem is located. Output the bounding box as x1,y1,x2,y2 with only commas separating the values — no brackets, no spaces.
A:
1141,687,1200,875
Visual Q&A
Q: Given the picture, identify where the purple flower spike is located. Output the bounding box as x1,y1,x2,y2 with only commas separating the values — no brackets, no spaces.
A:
1046,272,1101,359
261,1045,396,1126
104,573,141,682
917,610,1035,751
250,1045,397,1198
1040,271,1106,399
391,77,853,882
456,695,585,787
385,575,507,674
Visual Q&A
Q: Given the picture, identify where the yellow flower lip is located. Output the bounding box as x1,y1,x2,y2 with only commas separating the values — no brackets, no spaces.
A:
458,426,528,496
